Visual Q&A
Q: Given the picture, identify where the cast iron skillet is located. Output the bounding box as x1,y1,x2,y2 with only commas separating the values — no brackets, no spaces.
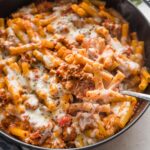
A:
0,0,150,149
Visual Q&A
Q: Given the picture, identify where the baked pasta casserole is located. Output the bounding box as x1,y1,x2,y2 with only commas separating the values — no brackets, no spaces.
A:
0,0,150,148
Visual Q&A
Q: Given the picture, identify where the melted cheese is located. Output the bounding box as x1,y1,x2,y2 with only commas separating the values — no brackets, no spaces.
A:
119,102,131,116
25,94,39,107
52,13,75,33
110,38,126,53
101,49,113,59
43,55,53,68
0,114,4,121
116,57,140,76
51,8,99,44
68,24,98,43
18,74,28,87
111,102,122,115
9,79,21,92
66,127,72,135
127,61,140,70
22,106,51,128
112,102,131,117
100,89,111,102
5,66,27,89
52,108,66,120
6,67,22,92
36,78,49,94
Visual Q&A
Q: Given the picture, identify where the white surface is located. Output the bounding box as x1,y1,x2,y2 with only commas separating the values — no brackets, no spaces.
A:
138,2,150,21
94,108,150,150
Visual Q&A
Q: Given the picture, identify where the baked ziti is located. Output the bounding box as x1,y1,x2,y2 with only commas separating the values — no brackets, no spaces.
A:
0,0,149,148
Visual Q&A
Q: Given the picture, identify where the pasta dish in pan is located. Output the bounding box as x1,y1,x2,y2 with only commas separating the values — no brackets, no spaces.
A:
0,0,150,148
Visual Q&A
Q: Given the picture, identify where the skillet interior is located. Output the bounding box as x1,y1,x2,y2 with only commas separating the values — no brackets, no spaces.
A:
0,0,149,149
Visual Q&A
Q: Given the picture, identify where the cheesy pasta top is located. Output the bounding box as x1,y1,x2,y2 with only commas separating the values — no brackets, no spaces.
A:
0,0,149,148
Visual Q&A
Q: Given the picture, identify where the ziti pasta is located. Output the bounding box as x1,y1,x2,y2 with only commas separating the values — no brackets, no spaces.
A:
0,0,149,148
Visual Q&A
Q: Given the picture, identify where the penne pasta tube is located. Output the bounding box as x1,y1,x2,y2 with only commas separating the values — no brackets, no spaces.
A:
0,57,17,69
139,76,148,91
40,16,57,26
96,26,109,38
75,135,84,148
74,53,103,69
131,40,138,51
99,10,114,21
119,102,134,128
141,67,150,82
100,70,113,82
21,62,30,75
9,62,21,73
0,18,5,29
0,77,5,88
71,4,87,17
9,125,29,140
5,77,22,104
47,24,55,33
108,71,125,89
41,39,55,49
33,50,61,68
37,26,46,37
86,89,136,103
93,63,104,89
43,98,57,111
90,0,106,7
9,43,39,55
121,23,129,44
135,41,144,54
11,24,29,44
68,102,110,114
131,32,138,40
80,2,98,17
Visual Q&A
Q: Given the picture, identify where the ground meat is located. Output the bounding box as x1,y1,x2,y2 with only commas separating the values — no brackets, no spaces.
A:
63,126,77,141
20,52,36,64
56,64,93,81
57,37,75,49
36,1,52,13
76,112,98,131
0,89,11,107
82,37,105,60
72,18,85,28
102,20,121,38
103,114,121,136
30,130,42,140
56,64,95,100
